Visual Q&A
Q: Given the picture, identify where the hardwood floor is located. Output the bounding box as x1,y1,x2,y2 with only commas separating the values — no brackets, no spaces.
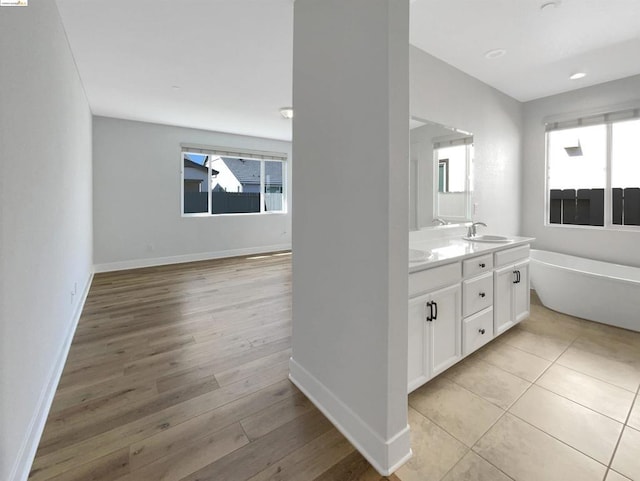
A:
30,253,399,481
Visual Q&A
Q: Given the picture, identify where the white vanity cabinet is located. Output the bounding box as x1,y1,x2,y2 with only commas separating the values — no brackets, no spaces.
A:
408,263,462,393
408,240,532,393
493,245,530,335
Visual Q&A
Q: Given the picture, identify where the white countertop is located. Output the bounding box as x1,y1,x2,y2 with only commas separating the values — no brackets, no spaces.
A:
409,236,535,273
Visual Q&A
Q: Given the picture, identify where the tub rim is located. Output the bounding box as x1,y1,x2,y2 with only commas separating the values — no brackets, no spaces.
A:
530,249,640,287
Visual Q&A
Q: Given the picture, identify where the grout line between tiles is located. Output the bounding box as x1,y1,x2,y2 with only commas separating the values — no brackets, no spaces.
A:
474,353,550,384
502,334,629,469
408,379,512,481
545,362,639,394
484,334,554,363
605,383,640,478
464,332,579,480
529,382,630,425
407,302,640,481
441,376,514,412
408,375,504,447
436,444,516,481
494,328,574,363
507,408,610,470
407,405,479,451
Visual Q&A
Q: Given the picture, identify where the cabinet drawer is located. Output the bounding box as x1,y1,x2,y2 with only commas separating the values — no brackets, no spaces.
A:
409,262,461,298
463,254,493,279
463,307,494,356
462,272,493,317
494,245,530,267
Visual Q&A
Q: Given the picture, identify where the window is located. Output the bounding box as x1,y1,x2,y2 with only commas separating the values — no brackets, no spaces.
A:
181,145,286,216
436,144,468,193
433,136,473,221
612,119,640,225
546,109,640,228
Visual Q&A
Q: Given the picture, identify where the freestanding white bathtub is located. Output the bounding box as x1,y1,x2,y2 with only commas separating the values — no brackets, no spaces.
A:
530,249,640,333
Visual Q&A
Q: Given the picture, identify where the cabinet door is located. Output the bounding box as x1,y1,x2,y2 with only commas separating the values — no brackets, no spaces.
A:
494,265,516,335
513,261,530,324
429,284,462,376
408,293,430,392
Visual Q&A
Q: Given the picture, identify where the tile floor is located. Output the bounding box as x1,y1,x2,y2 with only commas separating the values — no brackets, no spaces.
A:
397,291,640,481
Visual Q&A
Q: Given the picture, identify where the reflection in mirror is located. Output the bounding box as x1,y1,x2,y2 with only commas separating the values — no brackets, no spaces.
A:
410,117,473,230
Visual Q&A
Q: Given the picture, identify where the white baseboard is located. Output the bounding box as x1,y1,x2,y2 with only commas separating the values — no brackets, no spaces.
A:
288,357,412,476
9,271,94,481
93,244,292,273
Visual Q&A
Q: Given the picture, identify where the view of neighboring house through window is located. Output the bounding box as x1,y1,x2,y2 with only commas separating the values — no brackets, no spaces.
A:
183,154,213,213
546,110,640,228
182,146,286,215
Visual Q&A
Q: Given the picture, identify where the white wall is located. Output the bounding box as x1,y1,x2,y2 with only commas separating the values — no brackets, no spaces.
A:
0,3,93,480
290,0,411,475
92,117,292,271
522,74,640,267
410,46,523,236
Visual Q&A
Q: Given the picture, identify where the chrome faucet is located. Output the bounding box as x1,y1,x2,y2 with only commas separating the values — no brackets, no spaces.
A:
432,218,447,226
467,222,487,237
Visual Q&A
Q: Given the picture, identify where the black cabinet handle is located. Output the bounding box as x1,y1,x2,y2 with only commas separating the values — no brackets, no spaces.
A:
479,328,486,335
479,292,486,298
513,270,522,284
479,263,486,268
432,301,438,320
425,301,432,322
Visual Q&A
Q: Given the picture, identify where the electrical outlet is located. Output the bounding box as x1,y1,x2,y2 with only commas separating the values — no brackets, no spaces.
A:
74,282,78,295
473,202,479,215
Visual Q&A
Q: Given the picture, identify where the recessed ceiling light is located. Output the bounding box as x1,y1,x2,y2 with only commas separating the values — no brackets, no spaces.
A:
569,72,586,80
484,49,506,60
279,107,294,119
540,1,559,12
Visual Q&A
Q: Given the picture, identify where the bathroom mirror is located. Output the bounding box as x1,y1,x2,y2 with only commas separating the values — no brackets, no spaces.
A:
410,117,473,229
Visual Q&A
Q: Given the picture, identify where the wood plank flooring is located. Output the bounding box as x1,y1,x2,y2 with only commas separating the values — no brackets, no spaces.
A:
30,253,399,481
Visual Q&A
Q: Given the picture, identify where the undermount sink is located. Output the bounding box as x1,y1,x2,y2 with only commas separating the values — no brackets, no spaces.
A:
409,248,432,262
462,235,512,243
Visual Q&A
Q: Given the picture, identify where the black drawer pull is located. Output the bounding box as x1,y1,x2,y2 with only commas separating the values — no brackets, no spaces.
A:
479,263,486,268
479,292,486,298
479,328,486,335
425,301,432,322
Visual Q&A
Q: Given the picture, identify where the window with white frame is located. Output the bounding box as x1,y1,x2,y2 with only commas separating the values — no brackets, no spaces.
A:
546,109,640,228
433,136,473,221
181,145,286,216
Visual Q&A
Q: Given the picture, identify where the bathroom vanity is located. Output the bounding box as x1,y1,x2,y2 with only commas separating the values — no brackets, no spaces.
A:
407,235,534,393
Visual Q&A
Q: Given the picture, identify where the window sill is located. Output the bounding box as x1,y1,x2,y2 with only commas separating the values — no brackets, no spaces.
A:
544,223,640,232
182,211,288,218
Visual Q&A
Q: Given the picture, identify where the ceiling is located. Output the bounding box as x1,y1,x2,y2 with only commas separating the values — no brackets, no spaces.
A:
56,0,640,142
410,0,640,102
55,0,294,141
